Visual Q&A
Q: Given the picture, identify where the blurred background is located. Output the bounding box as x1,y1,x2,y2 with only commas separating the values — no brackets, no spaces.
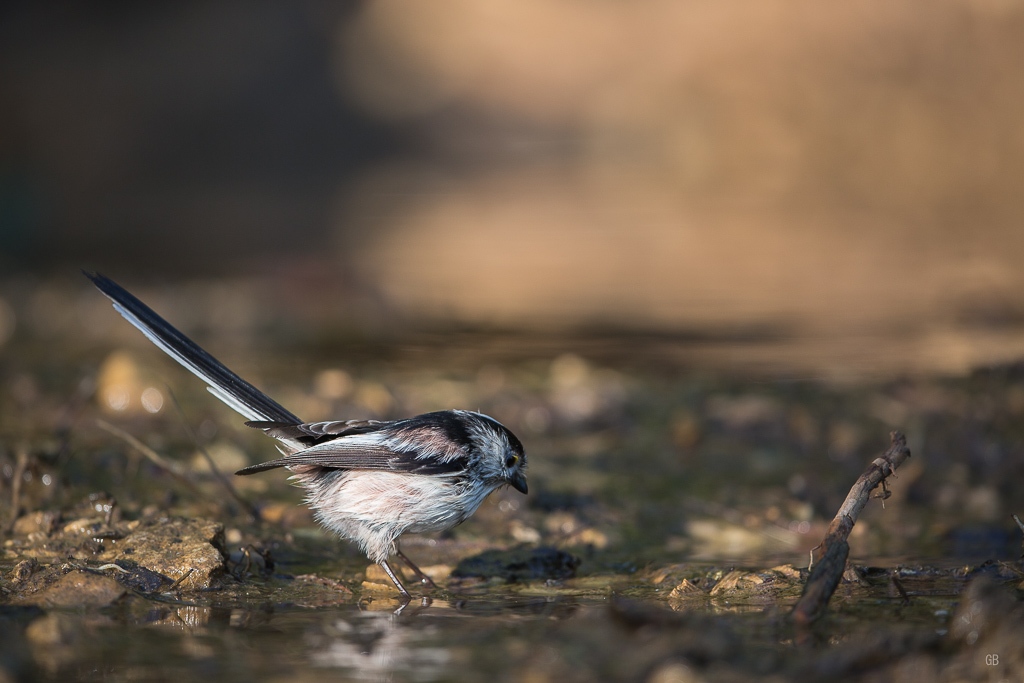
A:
3,0,1024,378
5,6,1024,679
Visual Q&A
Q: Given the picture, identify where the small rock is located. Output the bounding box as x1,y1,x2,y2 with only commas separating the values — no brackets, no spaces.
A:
769,564,803,580
668,579,704,598
12,559,38,583
361,580,397,594
364,564,392,584
418,565,451,582
11,511,60,538
13,568,126,608
709,570,764,596
95,517,225,591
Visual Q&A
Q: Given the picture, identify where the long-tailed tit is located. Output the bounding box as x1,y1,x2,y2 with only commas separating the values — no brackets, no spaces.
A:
85,272,528,599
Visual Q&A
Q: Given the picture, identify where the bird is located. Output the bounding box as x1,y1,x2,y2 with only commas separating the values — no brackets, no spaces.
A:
85,272,528,600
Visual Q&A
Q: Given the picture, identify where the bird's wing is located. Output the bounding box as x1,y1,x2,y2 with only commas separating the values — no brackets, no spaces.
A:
235,431,467,476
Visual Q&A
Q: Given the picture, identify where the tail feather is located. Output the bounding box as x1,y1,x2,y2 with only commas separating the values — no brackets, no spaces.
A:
85,271,301,425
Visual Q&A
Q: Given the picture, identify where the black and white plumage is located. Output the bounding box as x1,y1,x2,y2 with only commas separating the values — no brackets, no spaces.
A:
85,272,528,599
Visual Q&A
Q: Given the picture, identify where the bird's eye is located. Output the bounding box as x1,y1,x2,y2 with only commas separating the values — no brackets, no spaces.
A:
504,454,519,469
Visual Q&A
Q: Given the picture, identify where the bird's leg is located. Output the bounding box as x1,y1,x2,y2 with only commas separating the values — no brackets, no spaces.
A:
395,547,437,588
379,559,412,601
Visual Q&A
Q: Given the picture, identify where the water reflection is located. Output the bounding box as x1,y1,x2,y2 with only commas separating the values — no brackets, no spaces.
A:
239,596,582,682
308,608,453,680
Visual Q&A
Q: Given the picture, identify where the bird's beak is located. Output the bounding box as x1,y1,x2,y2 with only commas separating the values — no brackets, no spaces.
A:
509,471,528,495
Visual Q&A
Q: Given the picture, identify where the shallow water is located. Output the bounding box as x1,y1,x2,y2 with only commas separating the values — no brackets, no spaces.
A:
4,567,972,683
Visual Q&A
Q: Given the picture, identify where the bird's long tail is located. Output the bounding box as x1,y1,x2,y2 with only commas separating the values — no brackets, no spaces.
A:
85,271,301,425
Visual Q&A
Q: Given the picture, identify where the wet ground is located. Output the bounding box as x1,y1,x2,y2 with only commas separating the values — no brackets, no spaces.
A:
3,279,1024,682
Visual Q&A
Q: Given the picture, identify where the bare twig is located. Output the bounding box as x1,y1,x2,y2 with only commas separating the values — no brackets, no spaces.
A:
96,418,195,487
1014,514,1024,558
791,431,912,627
54,376,97,470
165,388,260,519
6,449,30,533
165,568,195,592
889,569,910,606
